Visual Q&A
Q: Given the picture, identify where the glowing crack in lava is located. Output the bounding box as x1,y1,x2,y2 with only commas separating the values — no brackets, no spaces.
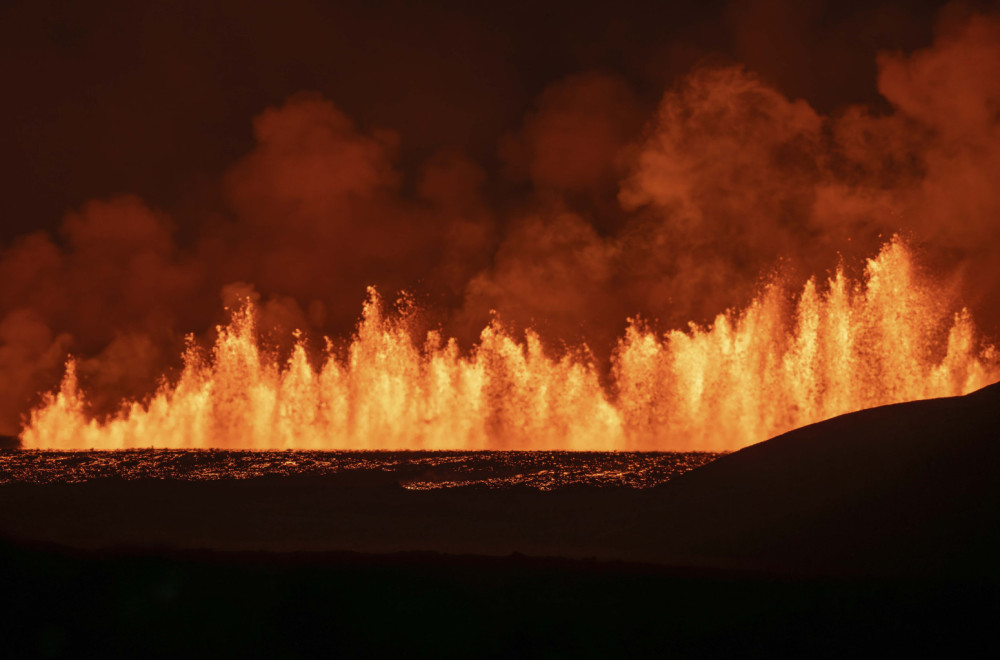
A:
21,239,999,451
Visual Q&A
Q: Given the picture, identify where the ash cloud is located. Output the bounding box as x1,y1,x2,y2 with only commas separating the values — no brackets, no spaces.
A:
1,1,999,433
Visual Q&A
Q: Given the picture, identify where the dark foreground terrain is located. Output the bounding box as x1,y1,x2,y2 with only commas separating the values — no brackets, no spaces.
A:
2,539,996,658
2,382,1000,655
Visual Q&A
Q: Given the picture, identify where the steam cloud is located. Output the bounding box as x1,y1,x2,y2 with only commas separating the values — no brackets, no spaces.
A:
1,5,999,434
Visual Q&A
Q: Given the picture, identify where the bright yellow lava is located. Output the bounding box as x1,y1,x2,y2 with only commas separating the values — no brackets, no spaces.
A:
21,239,999,451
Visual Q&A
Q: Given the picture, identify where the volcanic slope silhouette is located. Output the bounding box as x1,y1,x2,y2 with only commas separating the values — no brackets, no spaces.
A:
604,380,1000,577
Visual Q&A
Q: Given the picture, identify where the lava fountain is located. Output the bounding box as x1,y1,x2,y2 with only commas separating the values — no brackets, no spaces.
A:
21,239,999,451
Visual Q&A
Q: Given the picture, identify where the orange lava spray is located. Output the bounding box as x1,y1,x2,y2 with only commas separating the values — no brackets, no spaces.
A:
21,239,998,450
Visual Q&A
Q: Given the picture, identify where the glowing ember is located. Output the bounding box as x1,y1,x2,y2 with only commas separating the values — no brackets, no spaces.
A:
21,239,998,451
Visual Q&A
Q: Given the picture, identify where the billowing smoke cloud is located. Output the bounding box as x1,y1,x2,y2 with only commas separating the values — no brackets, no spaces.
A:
471,10,1000,340
1,7,999,434
216,93,495,325
499,71,644,196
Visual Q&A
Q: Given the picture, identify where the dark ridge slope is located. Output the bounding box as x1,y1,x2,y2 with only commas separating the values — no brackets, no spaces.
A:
607,381,1000,576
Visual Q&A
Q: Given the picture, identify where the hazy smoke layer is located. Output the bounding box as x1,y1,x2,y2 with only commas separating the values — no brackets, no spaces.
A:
1,6,999,434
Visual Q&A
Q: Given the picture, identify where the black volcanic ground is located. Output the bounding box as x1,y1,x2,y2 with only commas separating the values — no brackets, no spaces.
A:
2,385,999,655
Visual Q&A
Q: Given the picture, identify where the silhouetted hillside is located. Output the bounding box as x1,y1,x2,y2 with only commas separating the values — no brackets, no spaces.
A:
605,381,1000,577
